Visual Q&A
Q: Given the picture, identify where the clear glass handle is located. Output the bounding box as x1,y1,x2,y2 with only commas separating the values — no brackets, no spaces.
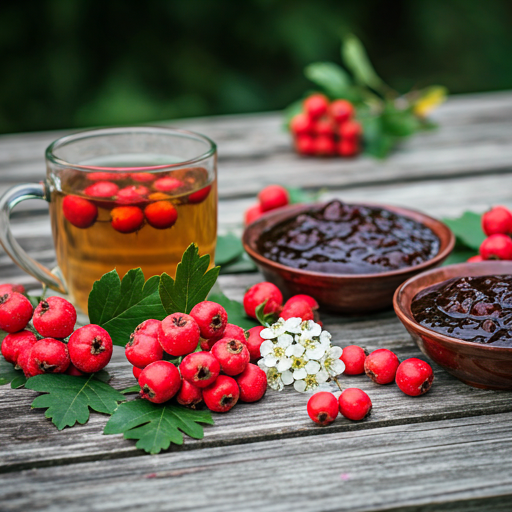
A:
0,183,66,294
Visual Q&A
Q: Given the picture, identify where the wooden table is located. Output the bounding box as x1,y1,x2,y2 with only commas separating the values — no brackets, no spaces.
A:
2,91,512,512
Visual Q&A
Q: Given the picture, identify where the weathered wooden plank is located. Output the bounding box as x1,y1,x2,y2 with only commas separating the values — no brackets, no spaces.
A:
2,413,512,512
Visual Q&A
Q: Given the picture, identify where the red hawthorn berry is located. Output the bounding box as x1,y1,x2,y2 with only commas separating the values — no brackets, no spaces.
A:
139,360,181,404
245,326,265,362
32,296,77,339
395,358,434,396
222,324,247,344
338,139,360,157
285,294,319,311
177,379,203,408
0,283,25,295
190,301,228,340
280,298,315,321
131,172,155,183
243,282,283,319
295,134,316,156
258,185,289,212
303,94,329,120
116,185,149,204
86,172,127,181
144,201,178,229
244,203,264,225
338,388,372,421
188,185,211,204
202,375,239,413
339,120,362,140
24,338,70,377
111,206,144,233
67,324,113,373
154,177,183,193
125,319,164,368
364,349,400,385
341,345,368,376
1,330,37,365
200,336,217,351
148,192,171,201
307,392,338,426
132,365,142,380
329,99,354,125
84,181,119,198
480,234,512,260
290,113,314,136
11,333,38,370
235,363,267,402
65,363,85,376
211,338,250,376
62,196,98,229
160,313,200,356
0,292,33,333
314,118,335,138
482,206,512,236
467,255,484,263
314,136,336,157
180,351,220,388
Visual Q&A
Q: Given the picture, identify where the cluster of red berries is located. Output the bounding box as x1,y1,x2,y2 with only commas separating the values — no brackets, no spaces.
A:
244,184,290,226
126,300,268,412
289,94,362,157
307,347,434,426
0,285,113,378
63,170,211,234
468,206,512,262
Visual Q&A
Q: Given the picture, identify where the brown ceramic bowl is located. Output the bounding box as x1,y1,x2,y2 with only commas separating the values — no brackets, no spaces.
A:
242,202,455,313
394,261,512,390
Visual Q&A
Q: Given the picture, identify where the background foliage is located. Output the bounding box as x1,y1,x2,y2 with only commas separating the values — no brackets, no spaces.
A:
1,0,512,134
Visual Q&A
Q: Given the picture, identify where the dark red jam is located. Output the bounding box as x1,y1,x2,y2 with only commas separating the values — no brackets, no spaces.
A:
257,200,440,274
411,275,512,347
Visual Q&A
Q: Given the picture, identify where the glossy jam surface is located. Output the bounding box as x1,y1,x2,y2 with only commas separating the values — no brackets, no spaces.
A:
412,275,512,347
257,201,440,274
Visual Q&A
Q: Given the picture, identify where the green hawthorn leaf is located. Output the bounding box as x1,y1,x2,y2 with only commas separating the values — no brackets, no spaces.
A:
104,400,214,454
443,250,477,266
219,253,257,274
25,373,125,430
442,211,485,251
0,358,26,388
159,243,220,315
121,384,141,394
304,62,351,97
208,291,258,330
216,233,244,266
342,34,384,90
88,268,167,346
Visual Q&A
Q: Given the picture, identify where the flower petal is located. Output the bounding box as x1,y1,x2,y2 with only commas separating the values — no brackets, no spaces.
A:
329,359,346,376
320,330,332,343
263,354,278,367
260,340,275,357
281,370,294,385
329,346,343,359
276,333,293,348
292,368,307,380
306,346,327,360
284,317,302,333
285,343,305,357
305,360,321,374
316,370,329,383
294,379,307,393
276,357,292,372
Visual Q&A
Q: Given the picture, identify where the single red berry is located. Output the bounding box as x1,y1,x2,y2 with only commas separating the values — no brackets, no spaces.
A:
160,313,200,356
235,363,267,402
245,326,265,362
307,392,338,426
125,319,164,368
176,379,203,408
337,139,360,157
188,185,212,204
303,94,329,120
84,181,119,198
87,172,127,181
314,118,335,137
180,351,220,388
341,345,368,376
132,365,142,380
480,234,512,260
154,177,183,192
285,294,319,310
148,192,171,201
67,324,113,373
243,282,283,319
258,185,289,212
314,136,336,156
116,185,149,204
329,99,354,125
190,301,228,340
202,375,239,413
0,292,33,333
111,206,144,233
11,332,38,370
144,201,178,229
62,196,98,229
131,172,155,183
364,349,400,385
1,330,36,364
32,296,77,339
338,388,372,421
290,113,314,136
66,363,85,376
211,338,250,376
339,120,362,139
200,336,216,351
467,255,484,263
139,360,181,403
280,299,314,321
222,324,247,344
0,283,25,295
395,358,434,396
24,338,70,377
482,206,512,236
244,203,264,226
295,134,316,156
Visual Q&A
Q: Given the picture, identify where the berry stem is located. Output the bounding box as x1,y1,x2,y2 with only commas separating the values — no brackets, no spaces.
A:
333,376,343,392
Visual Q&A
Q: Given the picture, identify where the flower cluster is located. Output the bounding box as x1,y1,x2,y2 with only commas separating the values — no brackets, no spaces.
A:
257,317,345,392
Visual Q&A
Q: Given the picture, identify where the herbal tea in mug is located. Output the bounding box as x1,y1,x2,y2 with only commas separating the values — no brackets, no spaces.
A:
0,127,217,313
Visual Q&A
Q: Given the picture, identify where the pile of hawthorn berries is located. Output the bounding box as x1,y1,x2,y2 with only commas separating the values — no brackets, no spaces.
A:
63,171,211,234
469,205,512,262
0,285,113,377
244,184,290,226
308,347,434,426
289,94,362,157
126,301,269,412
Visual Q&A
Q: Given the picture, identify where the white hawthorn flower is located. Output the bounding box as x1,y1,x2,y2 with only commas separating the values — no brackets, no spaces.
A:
258,360,293,391
321,346,346,377
298,330,330,360
259,334,293,371
300,320,322,337
293,361,329,393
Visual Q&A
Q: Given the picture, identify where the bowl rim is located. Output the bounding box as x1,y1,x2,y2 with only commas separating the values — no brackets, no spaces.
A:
393,260,512,353
242,201,455,281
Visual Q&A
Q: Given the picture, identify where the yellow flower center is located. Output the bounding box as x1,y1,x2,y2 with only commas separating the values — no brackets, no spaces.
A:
302,337,317,350
304,374,318,388
273,346,285,358
291,356,306,370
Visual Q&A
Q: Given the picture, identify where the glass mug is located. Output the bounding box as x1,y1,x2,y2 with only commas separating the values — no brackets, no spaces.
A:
0,127,217,314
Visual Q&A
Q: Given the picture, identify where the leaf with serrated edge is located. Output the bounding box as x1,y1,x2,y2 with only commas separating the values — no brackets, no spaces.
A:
104,400,214,454
25,373,125,430
159,244,220,315
208,291,258,330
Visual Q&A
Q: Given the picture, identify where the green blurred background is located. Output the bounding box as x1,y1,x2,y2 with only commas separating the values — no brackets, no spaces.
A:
1,0,511,134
